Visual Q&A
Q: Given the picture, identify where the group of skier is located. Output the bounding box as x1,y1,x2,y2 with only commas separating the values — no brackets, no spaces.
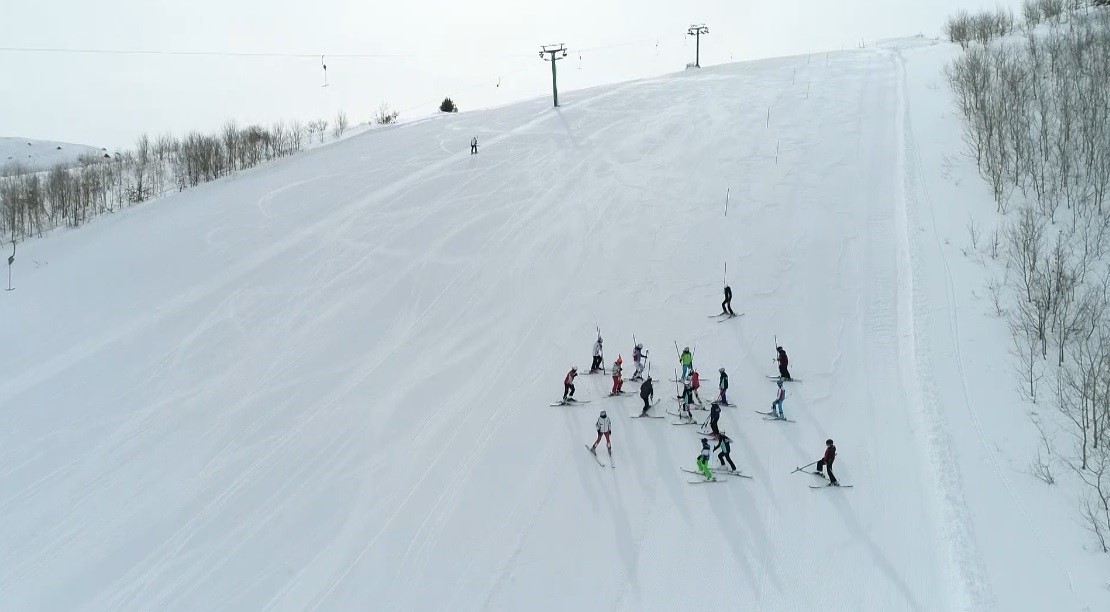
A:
574,284,842,486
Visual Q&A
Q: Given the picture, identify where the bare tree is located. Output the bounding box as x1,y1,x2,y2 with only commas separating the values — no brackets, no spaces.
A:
334,110,349,138
374,102,399,125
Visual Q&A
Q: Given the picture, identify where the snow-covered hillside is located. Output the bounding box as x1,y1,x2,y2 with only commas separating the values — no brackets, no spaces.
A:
0,136,103,175
1,38,1106,611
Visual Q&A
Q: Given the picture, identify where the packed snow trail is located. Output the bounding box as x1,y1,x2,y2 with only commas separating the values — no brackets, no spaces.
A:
1,47,1001,611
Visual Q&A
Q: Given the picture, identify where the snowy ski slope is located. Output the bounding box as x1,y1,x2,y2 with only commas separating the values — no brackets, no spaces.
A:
2,39,1106,611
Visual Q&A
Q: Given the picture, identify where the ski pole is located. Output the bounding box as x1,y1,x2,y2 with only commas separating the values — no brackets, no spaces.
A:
791,460,818,474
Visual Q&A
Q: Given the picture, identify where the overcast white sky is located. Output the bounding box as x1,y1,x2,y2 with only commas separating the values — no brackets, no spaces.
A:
0,0,1021,149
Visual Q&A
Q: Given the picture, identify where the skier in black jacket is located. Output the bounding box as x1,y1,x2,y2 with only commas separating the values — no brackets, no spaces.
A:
775,346,792,380
721,285,735,316
708,401,722,437
639,377,654,415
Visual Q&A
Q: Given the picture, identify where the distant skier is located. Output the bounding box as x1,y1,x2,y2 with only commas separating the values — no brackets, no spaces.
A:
679,346,694,379
590,410,612,457
690,369,703,404
714,431,736,471
815,438,839,486
563,366,578,401
610,356,623,395
721,285,735,316
696,438,715,481
590,336,604,373
639,376,654,415
631,344,645,382
708,401,722,437
470,137,478,154
717,367,730,405
770,379,786,419
775,346,792,380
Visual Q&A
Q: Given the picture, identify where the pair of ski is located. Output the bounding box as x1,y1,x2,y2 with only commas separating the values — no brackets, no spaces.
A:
692,402,734,411
709,313,743,323
756,410,795,423
767,375,802,383
631,399,663,418
550,399,591,407
791,465,853,488
585,444,615,468
666,410,698,425
680,467,752,483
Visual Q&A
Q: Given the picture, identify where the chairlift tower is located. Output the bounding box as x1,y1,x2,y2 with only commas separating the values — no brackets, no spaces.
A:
687,24,709,68
539,44,568,107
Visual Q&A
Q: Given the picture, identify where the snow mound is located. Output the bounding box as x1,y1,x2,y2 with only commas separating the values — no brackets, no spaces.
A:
0,136,104,175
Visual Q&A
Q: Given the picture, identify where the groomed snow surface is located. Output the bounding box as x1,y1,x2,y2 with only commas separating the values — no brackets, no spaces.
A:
2,39,1107,610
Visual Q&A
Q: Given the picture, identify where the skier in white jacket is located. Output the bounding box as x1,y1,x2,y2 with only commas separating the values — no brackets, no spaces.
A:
590,337,604,373
590,410,613,456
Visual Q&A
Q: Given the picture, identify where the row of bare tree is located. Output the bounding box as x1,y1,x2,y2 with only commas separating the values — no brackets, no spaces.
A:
0,108,373,242
948,4,1110,551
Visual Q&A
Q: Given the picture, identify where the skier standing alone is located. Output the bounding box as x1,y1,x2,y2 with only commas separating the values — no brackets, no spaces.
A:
721,285,735,316
590,411,612,457
679,346,694,379
590,336,604,373
771,380,786,419
470,137,478,154
563,366,578,402
816,439,839,486
696,438,715,481
715,432,736,471
639,376,654,415
775,346,792,380
717,368,729,405
610,356,623,396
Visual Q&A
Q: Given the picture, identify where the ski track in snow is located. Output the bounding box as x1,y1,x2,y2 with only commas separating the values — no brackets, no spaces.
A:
3,42,1101,611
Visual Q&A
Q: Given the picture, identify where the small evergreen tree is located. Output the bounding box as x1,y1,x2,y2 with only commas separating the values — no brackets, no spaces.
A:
439,97,458,113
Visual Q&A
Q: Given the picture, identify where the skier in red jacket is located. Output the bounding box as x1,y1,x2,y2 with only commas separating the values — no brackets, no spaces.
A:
563,366,578,401
690,370,703,404
816,439,838,486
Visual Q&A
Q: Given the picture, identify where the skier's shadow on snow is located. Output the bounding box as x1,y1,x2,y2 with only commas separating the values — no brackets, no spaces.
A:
827,493,926,611
721,420,787,593
562,402,643,596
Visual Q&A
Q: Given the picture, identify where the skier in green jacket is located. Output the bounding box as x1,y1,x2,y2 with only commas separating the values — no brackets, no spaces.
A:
679,346,694,379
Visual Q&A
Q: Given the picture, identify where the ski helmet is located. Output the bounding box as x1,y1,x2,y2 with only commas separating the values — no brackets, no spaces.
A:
684,346,690,352
719,367,725,373
598,337,603,344
600,410,607,418
571,365,578,371
635,343,642,350
777,346,784,351
826,438,834,445
701,438,708,444
645,375,652,382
